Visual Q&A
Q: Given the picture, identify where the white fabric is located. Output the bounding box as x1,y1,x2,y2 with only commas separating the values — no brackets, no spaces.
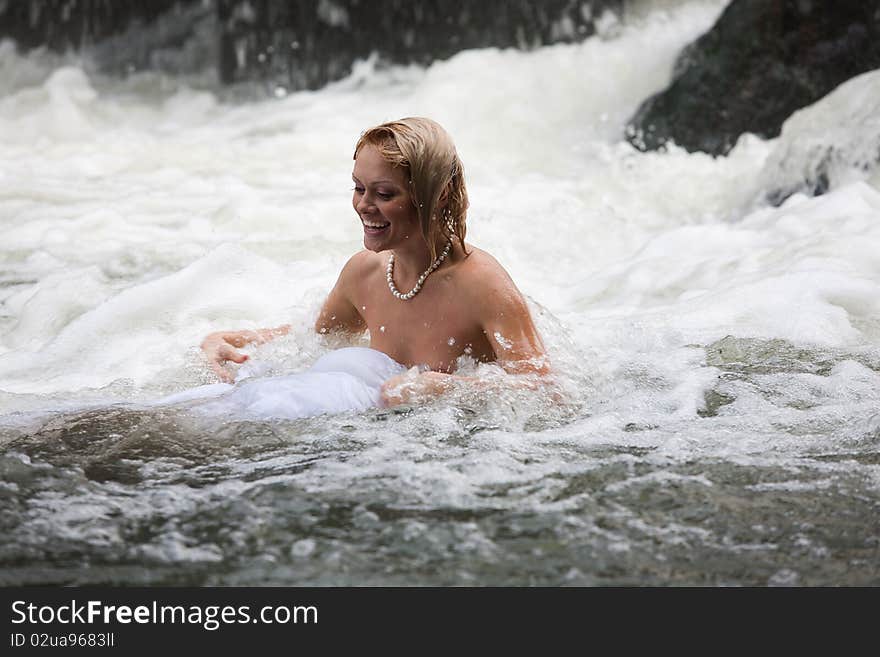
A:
158,347,405,420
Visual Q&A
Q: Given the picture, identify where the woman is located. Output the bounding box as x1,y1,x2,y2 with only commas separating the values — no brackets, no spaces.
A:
201,117,549,408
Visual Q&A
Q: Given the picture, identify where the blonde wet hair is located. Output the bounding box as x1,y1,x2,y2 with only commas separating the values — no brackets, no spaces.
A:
354,117,469,261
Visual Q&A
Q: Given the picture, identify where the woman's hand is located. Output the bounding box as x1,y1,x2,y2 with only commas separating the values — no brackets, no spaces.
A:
380,370,453,407
200,325,291,382
200,331,251,383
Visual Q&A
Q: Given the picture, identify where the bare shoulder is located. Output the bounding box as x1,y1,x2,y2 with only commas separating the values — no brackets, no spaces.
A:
338,249,384,284
317,250,380,333
344,249,384,272
456,245,531,319
457,246,520,297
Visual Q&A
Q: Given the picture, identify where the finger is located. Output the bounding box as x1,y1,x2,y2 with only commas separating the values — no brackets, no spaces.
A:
219,345,249,364
224,333,249,348
382,374,405,390
200,337,220,353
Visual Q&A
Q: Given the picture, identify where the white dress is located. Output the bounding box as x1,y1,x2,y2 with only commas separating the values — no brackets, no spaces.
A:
158,347,406,420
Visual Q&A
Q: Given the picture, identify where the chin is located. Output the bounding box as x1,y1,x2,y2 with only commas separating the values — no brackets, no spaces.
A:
363,235,387,253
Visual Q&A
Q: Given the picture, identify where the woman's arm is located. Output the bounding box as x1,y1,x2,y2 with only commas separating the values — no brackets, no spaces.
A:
201,253,369,382
479,276,550,377
314,252,369,335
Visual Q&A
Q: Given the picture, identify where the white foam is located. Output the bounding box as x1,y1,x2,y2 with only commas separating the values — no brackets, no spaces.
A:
757,69,880,202
0,0,877,472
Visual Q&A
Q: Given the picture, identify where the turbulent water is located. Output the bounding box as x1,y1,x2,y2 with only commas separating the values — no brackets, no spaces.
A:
1,0,879,586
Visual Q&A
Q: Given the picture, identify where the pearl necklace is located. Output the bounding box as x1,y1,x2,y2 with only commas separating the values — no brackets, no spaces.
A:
386,240,452,300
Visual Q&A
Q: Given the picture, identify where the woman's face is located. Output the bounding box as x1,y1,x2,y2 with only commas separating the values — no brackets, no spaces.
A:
352,144,420,253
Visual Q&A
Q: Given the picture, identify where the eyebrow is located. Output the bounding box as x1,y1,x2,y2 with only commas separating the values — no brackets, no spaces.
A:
352,175,398,186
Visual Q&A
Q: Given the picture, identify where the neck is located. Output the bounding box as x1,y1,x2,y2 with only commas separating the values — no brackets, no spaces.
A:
385,238,453,300
391,238,449,281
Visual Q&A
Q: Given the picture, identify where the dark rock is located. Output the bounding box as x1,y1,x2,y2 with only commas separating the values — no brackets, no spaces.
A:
0,0,188,53
625,0,880,156
215,0,622,90
0,0,623,91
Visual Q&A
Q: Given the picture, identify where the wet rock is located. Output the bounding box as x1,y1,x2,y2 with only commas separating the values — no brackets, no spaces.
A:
0,1,186,52
705,335,838,376
625,0,880,156
216,0,621,90
0,0,623,91
697,389,735,418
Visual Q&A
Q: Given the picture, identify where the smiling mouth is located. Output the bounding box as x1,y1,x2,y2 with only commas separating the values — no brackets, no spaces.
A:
362,220,390,232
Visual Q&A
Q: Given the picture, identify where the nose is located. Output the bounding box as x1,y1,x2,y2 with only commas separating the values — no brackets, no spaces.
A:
356,192,373,215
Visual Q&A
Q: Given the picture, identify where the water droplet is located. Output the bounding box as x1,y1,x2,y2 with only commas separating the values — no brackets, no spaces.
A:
290,539,316,558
